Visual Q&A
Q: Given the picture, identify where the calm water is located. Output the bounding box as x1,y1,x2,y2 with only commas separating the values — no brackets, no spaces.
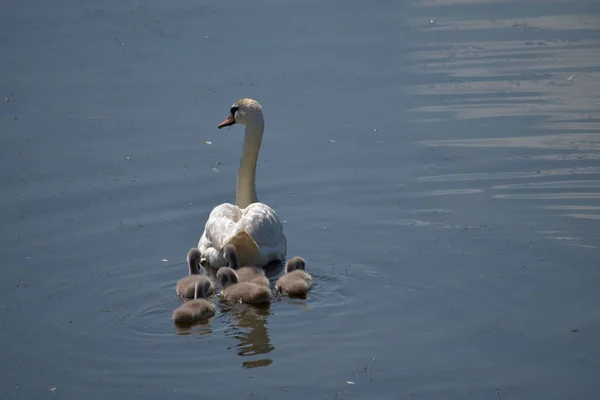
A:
1,0,599,398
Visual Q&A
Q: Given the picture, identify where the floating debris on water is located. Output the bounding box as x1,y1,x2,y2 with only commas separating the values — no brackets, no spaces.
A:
204,140,212,145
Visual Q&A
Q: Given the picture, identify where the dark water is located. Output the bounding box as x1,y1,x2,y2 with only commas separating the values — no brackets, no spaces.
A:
2,0,599,398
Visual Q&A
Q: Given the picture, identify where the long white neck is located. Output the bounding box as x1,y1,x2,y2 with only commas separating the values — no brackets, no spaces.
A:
236,118,264,209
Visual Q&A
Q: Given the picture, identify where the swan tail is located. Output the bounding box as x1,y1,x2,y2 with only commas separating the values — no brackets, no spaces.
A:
222,229,260,266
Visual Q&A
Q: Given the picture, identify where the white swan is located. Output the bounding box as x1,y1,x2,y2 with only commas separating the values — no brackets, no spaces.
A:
197,98,287,269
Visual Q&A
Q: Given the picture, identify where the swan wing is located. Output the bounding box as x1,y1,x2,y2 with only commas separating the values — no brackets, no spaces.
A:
198,203,241,267
198,202,286,268
240,203,287,266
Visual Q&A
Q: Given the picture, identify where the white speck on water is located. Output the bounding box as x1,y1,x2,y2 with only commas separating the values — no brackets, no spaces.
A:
329,139,336,143
567,74,574,81
212,167,220,173
204,140,212,145
161,259,168,262
347,381,355,385
373,128,378,132
126,156,130,160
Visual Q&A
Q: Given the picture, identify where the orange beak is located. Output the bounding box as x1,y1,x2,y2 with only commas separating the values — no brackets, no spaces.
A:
217,114,235,129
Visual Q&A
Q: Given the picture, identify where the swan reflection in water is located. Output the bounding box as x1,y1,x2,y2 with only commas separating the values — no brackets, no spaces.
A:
173,320,214,336
204,260,283,368
171,296,272,354
221,302,274,368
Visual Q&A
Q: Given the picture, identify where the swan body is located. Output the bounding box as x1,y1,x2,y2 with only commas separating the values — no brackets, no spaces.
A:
243,273,270,288
275,256,312,297
172,280,216,325
223,244,270,288
176,248,215,298
198,98,287,269
217,267,271,304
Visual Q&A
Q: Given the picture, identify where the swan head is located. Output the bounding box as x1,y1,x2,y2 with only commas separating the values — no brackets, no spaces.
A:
222,244,240,269
216,267,240,288
187,247,202,274
193,279,211,300
217,98,264,129
285,256,306,273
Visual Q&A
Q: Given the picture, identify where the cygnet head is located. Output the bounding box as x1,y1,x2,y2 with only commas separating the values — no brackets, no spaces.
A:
223,244,240,269
217,98,264,129
187,248,202,274
285,256,306,273
193,279,211,300
216,267,240,288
